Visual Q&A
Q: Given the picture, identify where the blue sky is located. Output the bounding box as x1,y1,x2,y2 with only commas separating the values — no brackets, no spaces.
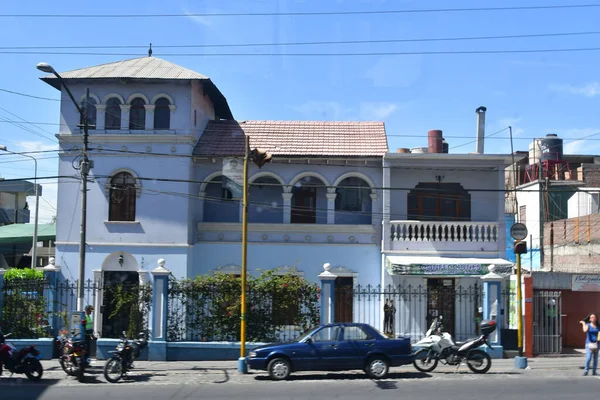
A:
1,0,600,222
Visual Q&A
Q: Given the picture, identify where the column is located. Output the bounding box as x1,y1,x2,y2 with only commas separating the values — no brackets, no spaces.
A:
282,189,293,224
198,192,206,222
481,265,503,359
43,258,60,336
370,192,378,226
144,105,156,131
120,105,131,131
326,188,336,225
93,270,103,337
149,259,169,361
0,268,5,323
382,158,391,251
95,105,106,131
319,263,337,325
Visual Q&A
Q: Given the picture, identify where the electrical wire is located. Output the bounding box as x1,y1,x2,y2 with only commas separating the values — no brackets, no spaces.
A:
2,4,599,18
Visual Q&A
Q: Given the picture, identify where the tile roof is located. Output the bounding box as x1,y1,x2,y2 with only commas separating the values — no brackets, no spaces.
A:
193,120,388,157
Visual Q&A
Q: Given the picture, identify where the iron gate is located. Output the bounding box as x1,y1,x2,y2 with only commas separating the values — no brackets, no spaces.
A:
533,290,562,354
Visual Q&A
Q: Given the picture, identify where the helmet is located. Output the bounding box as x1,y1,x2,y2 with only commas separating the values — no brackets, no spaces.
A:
85,305,94,312
548,299,556,306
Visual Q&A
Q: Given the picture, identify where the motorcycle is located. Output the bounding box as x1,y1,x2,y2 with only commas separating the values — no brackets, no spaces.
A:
413,316,496,374
0,332,44,381
103,331,148,383
57,332,89,383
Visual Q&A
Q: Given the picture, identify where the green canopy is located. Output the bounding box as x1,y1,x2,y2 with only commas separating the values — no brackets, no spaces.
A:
0,223,56,244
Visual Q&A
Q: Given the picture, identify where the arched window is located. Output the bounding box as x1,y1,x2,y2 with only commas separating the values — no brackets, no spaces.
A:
80,97,97,130
154,97,171,129
105,98,122,130
129,98,146,130
335,177,372,224
109,172,137,221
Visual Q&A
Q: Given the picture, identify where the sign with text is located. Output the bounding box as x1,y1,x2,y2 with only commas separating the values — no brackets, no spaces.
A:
222,158,243,199
388,263,489,276
572,275,600,292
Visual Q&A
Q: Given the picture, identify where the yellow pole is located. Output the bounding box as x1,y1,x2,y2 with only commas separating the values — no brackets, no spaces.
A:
240,135,249,368
516,243,524,357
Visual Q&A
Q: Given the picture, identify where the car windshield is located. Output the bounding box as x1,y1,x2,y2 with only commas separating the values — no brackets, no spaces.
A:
295,326,319,342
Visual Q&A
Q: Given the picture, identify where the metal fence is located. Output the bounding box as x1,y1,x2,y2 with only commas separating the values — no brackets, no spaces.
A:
166,279,320,343
533,290,562,354
1,278,151,339
351,284,514,343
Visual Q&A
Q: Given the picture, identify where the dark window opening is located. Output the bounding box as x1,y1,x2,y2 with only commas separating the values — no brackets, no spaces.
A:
335,177,370,212
154,97,171,129
129,98,146,130
407,182,471,221
109,172,137,221
105,98,122,130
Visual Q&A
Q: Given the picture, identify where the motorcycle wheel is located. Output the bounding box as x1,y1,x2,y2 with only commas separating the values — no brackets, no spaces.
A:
25,359,43,381
413,348,439,373
76,358,85,383
466,350,491,374
104,358,124,383
60,357,77,376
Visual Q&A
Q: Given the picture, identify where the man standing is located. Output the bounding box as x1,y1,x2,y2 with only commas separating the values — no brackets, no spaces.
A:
82,305,95,365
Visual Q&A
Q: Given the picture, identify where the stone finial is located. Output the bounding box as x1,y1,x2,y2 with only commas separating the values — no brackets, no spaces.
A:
152,258,170,276
43,257,60,271
319,263,336,280
323,263,331,272
158,258,166,268
480,264,502,281
488,265,496,274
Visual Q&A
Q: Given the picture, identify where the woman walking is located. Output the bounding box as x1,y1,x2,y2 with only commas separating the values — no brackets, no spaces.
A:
580,314,599,376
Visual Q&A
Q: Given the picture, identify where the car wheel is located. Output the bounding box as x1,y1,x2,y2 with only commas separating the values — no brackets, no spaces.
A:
267,357,291,381
365,356,389,379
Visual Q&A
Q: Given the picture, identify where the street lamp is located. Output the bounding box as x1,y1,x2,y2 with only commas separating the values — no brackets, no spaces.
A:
0,146,39,269
37,62,91,312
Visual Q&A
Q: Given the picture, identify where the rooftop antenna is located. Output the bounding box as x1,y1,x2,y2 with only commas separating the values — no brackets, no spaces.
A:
148,43,153,57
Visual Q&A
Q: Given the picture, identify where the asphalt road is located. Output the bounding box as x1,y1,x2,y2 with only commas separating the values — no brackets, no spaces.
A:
2,375,599,400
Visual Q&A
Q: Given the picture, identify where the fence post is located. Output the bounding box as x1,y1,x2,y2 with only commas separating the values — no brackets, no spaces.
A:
43,257,60,335
149,259,169,361
481,265,503,358
0,268,5,323
319,263,337,325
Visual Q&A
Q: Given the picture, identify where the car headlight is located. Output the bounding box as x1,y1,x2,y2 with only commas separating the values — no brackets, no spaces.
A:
248,351,257,358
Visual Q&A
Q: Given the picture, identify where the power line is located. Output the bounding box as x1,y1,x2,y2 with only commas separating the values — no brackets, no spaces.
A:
3,47,600,56
0,88,60,101
5,31,600,50
1,4,598,18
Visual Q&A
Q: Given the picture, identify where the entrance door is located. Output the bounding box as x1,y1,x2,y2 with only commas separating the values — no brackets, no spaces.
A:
533,290,562,354
427,279,455,337
101,271,139,338
334,277,354,323
291,187,317,223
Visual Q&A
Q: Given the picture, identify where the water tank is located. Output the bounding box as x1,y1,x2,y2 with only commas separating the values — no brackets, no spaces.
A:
411,147,428,153
539,134,563,161
428,130,443,154
396,148,410,153
528,140,542,165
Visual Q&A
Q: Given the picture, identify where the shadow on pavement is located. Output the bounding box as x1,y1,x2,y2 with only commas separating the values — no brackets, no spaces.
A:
0,378,62,399
190,368,230,384
255,371,432,382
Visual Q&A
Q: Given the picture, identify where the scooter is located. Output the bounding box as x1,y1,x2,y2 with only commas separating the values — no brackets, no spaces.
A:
103,331,148,383
0,332,44,381
413,316,496,374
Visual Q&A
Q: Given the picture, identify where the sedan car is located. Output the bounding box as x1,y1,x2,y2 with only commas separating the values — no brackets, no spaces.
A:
246,323,414,380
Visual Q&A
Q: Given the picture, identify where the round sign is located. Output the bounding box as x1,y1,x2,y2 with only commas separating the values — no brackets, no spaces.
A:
510,223,528,241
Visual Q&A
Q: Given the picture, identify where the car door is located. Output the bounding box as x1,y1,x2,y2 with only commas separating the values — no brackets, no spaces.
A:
309,326,352,370
343,325,377,369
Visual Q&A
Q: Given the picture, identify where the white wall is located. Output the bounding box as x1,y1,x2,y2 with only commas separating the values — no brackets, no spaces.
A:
515,182,542,248
568,191,600,218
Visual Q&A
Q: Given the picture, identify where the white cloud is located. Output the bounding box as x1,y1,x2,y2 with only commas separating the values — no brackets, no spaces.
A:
560,128,600,155
183,7,213,28
15,141,58,153
550,82,600,97
359,102,399,120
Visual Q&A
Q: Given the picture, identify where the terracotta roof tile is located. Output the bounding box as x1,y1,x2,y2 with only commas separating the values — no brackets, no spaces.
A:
193,120,388,157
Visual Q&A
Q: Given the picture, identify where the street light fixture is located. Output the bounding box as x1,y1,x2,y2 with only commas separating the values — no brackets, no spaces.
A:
37,61,91,312
0,145,39,269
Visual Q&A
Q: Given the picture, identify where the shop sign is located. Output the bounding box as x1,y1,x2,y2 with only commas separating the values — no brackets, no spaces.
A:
388,263,489,276
572,275,600,292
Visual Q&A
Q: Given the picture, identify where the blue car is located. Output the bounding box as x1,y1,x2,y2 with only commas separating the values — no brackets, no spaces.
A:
246,323,414,380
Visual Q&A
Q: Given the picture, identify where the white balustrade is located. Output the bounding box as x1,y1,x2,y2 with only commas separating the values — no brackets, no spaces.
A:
389,221,499,243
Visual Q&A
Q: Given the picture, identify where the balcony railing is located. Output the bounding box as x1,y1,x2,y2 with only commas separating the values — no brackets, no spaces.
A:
389,221,499,243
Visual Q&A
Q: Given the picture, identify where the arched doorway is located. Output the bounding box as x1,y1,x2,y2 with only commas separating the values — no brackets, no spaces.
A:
100,252,141,338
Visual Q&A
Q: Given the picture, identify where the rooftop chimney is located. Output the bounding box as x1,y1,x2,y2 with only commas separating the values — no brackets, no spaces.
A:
475,106,487,154
428,130,443,154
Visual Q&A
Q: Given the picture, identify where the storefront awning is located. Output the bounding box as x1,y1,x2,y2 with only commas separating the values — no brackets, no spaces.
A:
385,256,513,276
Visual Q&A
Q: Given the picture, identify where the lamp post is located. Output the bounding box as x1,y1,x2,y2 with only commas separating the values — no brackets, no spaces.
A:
37,62,92,312
0,146,38,268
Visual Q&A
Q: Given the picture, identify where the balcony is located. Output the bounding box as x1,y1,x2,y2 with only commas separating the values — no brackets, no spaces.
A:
386,220,501,253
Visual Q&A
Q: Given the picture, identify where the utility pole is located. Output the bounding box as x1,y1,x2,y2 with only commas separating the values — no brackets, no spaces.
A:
538,159,544,268
77,88,91,312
